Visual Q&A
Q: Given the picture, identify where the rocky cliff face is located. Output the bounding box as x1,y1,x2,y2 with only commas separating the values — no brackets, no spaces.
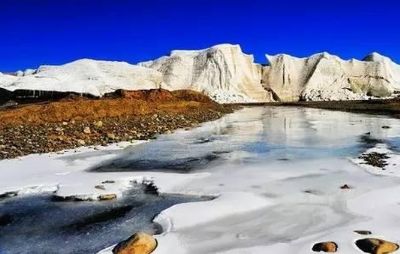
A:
139,44,272,103
263,52,400,102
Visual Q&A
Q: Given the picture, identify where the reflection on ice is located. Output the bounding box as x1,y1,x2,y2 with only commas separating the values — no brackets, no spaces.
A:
91,107,400,173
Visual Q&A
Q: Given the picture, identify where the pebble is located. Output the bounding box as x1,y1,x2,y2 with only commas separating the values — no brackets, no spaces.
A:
77,139,86,146
83,127,91,134
98,194,117,201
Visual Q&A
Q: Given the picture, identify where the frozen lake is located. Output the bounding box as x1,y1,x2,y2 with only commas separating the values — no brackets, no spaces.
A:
1,106,400,253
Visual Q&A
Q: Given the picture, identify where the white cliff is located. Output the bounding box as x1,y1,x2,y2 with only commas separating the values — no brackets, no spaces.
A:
139,44,272,103
263,52,400,101
1,44,400,103
0,59,163,97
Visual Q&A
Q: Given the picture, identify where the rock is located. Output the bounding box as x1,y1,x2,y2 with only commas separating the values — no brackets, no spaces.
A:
62,121,68,126
0,191,18,199
112,232,157,254
359,152,389,169
95,185,106,190
77,139,86,146
94,121,103,128
107,133,116,140
355,238,399,254
98,194,117,201
340,184,351,190
312,241,338,252
102,180,116,184
52,195,95,202
83,126,91,134
354,230,372,235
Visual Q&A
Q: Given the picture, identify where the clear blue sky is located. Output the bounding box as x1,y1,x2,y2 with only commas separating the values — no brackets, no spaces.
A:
0,0,399,71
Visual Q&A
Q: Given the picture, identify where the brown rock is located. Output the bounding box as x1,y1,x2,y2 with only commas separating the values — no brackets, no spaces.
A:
98,194,117,201
77,139,86,146
83,126,91,134
107,133,116,140
113,232,157,254
355,238,399,254
94,121,103,128
312,241,338,252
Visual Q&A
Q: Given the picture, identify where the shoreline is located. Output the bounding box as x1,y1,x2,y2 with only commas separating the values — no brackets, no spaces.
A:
2,93,400,160
233,98,400,117
0,89,234,160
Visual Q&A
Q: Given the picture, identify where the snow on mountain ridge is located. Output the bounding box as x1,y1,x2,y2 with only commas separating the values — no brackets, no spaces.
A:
1,45,400,103
263,51,400,101
0,59,163,97
139,44,272,103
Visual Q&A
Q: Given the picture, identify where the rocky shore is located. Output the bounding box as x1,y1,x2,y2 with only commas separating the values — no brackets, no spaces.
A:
0,89,234,160
268,98,400,117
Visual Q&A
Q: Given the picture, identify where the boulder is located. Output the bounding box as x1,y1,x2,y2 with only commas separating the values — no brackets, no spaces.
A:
112,232,157,254
355,238,399,254
312,241,338,252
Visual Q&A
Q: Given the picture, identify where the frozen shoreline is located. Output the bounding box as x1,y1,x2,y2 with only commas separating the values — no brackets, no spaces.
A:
1,106,400,253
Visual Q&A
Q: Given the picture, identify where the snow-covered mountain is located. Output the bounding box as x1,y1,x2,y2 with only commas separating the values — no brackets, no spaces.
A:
1,44,400,103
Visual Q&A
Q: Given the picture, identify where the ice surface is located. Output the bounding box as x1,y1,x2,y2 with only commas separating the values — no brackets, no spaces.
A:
1,107,400,253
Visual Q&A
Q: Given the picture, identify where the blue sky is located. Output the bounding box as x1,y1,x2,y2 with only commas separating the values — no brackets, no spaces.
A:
0,0,399,71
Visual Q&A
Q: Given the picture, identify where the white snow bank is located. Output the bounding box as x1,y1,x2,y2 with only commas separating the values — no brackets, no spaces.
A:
154,192,271,232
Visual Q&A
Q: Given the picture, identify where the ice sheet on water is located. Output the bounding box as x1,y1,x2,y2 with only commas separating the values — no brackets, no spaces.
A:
90,107,400,173
0,186,209,254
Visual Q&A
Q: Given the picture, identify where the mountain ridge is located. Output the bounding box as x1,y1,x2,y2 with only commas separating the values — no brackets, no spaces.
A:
1,44,399,103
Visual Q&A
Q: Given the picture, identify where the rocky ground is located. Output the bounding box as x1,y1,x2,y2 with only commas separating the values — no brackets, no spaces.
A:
0,89,234,159
265,97,400,117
